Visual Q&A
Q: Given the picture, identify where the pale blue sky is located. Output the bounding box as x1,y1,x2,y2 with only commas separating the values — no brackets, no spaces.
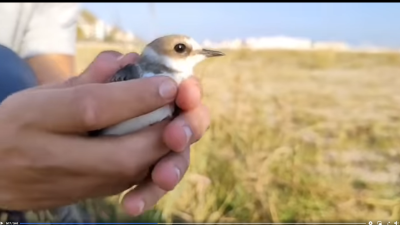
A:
82,3,400,48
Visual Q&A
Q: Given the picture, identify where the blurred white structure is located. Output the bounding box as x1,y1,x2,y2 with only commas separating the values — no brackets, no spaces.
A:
112,29,136,43
312,41,349,51
203,36,314,50
77,10,136,42
77,14,95,39
201,36,394,52
245,36,312,50
78,9,397,53
203,36,313,50
203,38,243,49
93,20,114,40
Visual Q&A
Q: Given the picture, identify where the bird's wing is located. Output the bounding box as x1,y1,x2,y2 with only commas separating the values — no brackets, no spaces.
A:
109,64,142,82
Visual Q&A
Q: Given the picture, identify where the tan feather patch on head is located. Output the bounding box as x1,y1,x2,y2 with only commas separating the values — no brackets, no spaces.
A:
146,34,195,59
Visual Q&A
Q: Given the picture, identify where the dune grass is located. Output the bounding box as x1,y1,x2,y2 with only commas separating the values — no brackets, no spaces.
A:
75,43,400,223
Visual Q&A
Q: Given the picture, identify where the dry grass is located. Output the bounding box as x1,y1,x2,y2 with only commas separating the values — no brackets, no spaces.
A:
75,42,400,223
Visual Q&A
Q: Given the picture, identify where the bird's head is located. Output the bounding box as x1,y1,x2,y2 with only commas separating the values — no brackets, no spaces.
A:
140,34,224,76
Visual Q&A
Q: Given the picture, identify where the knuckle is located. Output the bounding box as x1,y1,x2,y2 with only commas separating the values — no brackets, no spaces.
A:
190,106,211,142
118,160,135,177
177,153,190,171
73,86,101,130
123,52,140,63
186,121,202,143
63,76,80,87
192,128,202,143
116,147,140,178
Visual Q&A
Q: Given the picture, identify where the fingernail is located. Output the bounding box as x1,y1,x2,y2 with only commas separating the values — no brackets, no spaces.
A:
175,167,181,181
159,80,177,99
183,126,192,145
132,200,145,216
117,55,124,61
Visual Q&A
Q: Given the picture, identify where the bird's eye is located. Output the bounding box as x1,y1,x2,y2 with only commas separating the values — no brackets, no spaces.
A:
174,43,186,53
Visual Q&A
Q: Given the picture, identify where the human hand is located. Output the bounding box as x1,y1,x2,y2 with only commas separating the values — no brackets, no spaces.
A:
0,51,209,211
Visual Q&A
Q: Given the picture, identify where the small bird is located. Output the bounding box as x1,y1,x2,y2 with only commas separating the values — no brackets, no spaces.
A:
92,34,224,136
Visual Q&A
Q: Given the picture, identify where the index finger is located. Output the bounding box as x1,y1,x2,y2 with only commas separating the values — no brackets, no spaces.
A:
15,76,178,132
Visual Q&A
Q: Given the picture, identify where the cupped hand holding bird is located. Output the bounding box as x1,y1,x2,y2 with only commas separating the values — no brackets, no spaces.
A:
0,50,210,216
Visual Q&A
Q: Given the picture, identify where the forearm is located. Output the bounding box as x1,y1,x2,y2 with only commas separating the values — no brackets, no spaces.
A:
20,3,80,85
27,54,75,85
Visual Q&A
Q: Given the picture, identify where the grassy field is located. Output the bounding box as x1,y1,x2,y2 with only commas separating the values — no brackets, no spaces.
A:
75,43,400,223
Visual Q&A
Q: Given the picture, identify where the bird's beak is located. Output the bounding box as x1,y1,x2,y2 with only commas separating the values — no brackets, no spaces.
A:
199,49,225,57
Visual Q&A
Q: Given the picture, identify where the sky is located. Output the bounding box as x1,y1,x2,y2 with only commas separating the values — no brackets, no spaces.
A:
82,3,400,48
